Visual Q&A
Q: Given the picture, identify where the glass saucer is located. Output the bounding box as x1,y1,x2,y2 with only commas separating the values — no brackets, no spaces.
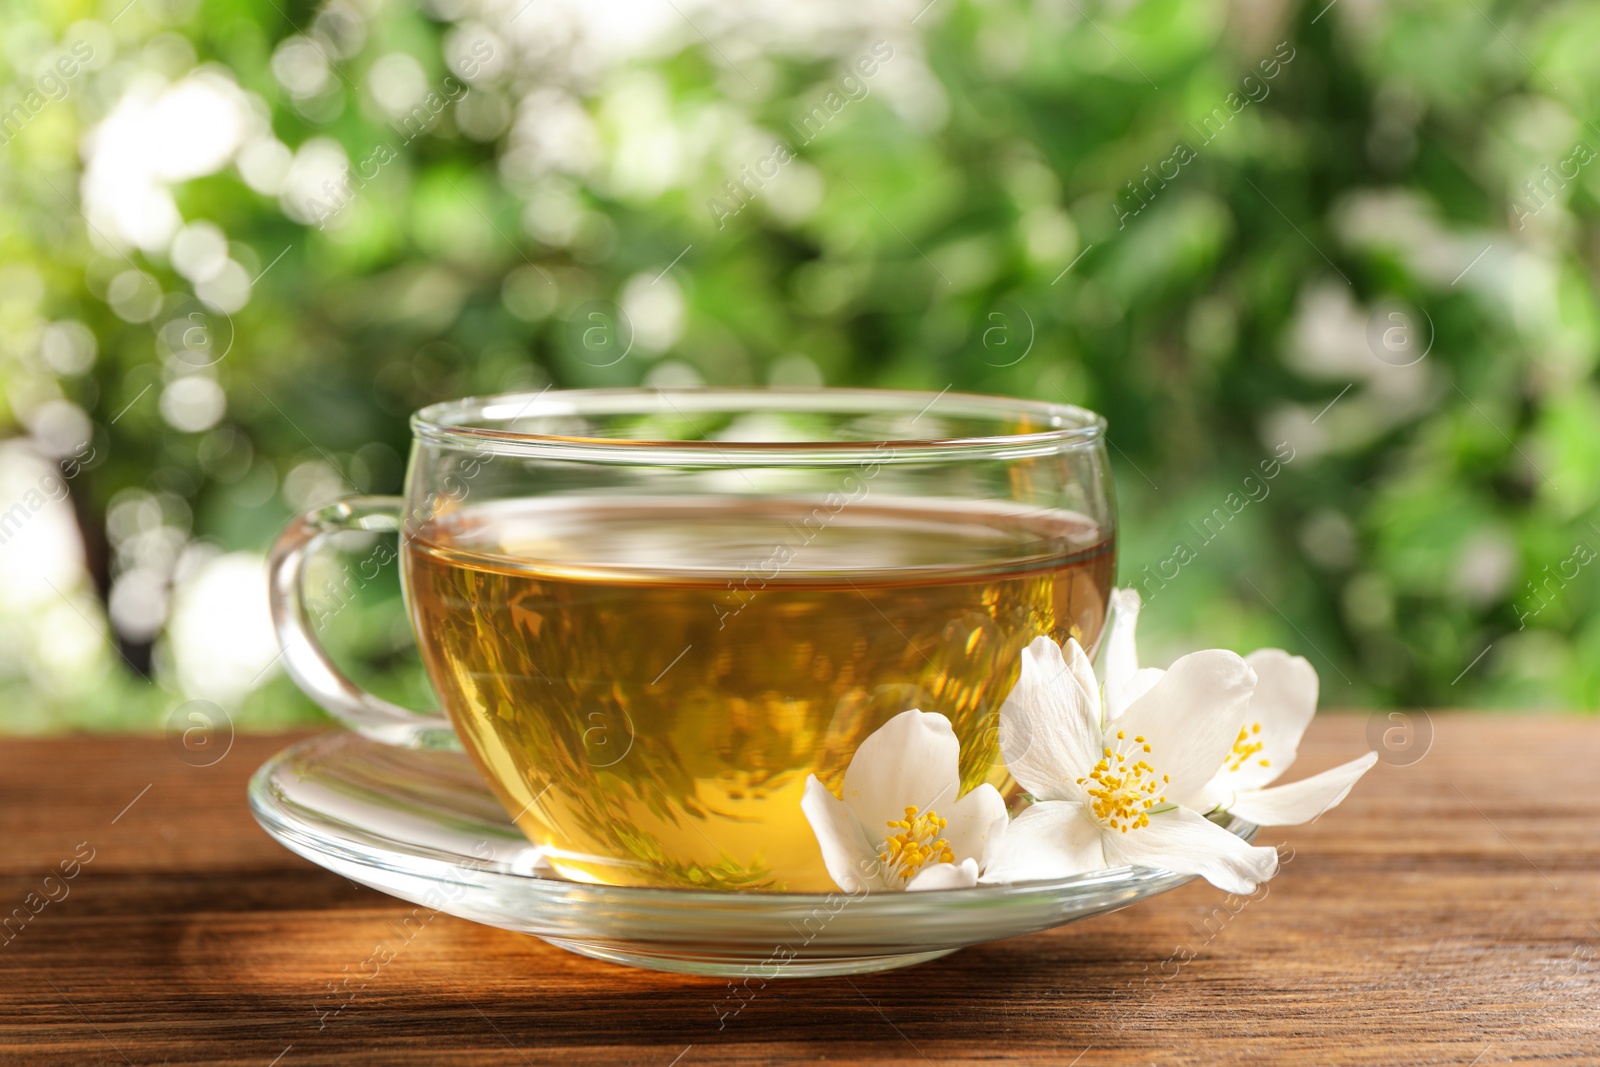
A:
248,731,1258,977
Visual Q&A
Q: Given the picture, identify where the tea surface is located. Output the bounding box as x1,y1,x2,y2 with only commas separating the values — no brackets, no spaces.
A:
404,496,1114,890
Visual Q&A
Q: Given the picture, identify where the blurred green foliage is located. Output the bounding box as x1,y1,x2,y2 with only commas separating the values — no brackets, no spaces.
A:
1,0,1598,732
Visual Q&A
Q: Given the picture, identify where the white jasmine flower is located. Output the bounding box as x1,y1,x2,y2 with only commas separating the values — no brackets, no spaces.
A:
1191,649,1378,823
1102,587,1164,718
985,635,1281,895
1104,591,1378,826
801,710,1009,892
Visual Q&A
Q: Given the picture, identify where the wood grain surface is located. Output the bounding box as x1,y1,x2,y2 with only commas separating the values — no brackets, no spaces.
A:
1,713,1597,1066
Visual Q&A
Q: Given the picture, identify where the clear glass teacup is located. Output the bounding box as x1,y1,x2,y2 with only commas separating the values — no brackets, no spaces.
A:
268,388,1115,891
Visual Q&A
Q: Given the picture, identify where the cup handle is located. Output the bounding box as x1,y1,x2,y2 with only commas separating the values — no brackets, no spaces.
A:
267,495,458,750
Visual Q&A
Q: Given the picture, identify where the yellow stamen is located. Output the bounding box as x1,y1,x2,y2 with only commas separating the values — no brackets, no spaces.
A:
1226,722,1266,773
1074,734,1168,832
878,805,955,882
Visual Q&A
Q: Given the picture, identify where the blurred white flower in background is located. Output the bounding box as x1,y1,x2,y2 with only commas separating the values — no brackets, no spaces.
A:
103,487,186,646
602,71,685,199
504,88,602,182
272,34,333,99
169,221,230,284
367,51,429,120
159,375,228,433
0,445,109,702
37,321,98,378
21,399,94,460
163,549,280,705
237,136,294,196
444,22,507,83
0,444,90,612
108,567,169,643
1269,282,1440,462
81,69,255,252
280,136,352,226
767,352,825,387
488,0,941,208
520,179,584,247
106,270,163,323
282,458,347,512
620,272,685,353
642,360,705,388
493,0,929,77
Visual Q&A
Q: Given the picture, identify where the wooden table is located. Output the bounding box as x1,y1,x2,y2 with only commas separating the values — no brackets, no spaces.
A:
2,714,1596,1065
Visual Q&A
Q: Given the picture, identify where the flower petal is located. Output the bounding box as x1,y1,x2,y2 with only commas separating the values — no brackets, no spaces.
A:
1104,806,1279,895
800,775,882,893
998,636,1102,800
1101,588,1143,708
1113,649,1257,805
841,709,963,836
1188,778,1230,815
1069,637,1100,707
1224,649,1320,789
939,783,1010,872
1108,666,1165,721
906,858,980,891
981,800,1106,883
1224,752,1378,826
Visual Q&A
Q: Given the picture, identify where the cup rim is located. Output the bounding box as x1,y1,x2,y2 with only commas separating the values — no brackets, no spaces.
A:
411,387,1106,462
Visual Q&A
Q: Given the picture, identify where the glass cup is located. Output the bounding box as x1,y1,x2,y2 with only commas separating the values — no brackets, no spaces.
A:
268,387,1115,892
